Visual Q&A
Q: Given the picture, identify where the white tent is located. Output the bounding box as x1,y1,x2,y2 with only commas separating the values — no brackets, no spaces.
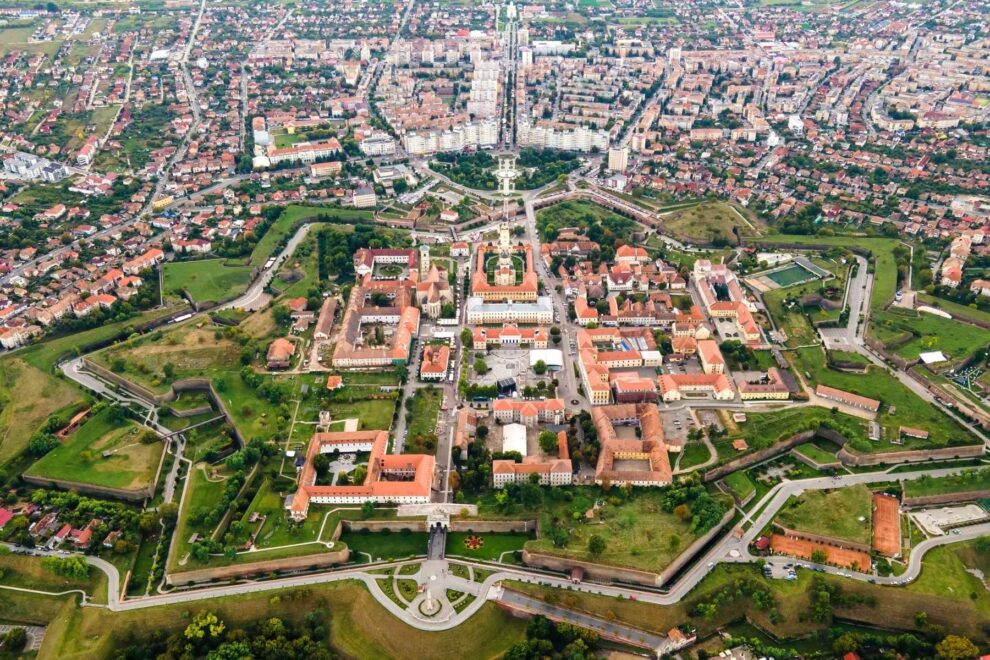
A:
529,349,563,370
502,423,528,457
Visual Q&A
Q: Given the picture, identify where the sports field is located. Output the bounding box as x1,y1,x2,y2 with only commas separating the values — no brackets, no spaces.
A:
769,534,871,571
162,259,253,305
871,493,901,556
765,263,816,287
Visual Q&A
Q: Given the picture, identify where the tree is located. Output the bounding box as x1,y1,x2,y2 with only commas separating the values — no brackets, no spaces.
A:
935,635,979,660
28,434,59,456
42,555,90,580
159,502,179,523
184,611,225,642
533,359,547,375
1,627,26,653
810,549,828,564
313,453,331,478
588,534,606,557
460,327,473,347
361,501,375,519
474,357,489,375
538,430,559,455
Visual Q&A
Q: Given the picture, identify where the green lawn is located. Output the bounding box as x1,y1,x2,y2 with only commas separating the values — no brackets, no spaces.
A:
902,468,990,498
325,398,397,432
338,530,429,561
715,406,867,461
871,307,990,363
253,205,374,268
678,442,712,470
445,532,531,561
793,442,839,465
775,484,873,546
404,387,443,453
524,488,723,574
162,259,253,305
723,471,756,501
662,201,763,244
916,293,990,326
25,407,164,492
789,346,972,452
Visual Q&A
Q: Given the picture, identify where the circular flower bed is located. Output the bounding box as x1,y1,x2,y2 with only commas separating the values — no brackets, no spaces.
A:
464,535,485,551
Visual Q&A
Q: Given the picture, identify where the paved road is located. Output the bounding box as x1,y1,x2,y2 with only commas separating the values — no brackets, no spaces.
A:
497,588,671,654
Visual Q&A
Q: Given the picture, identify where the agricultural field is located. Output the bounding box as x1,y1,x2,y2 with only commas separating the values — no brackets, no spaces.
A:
662,201,764,244
775,484,873,546
0,26,61,56
25,407,164,492
162,259,253,306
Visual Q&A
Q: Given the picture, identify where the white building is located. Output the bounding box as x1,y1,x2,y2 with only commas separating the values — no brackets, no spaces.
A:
607,147,629,173
517,118,608,153
403,119,498,156
466,296,553,324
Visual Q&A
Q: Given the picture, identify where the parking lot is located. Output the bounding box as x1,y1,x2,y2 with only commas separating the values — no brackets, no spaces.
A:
661,408,694,446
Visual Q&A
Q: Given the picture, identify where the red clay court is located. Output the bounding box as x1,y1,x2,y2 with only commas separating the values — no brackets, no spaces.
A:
770,534,871,571
872,493,901,556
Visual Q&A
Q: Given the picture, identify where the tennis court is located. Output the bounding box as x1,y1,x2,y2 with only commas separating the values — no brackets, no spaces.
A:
872,493,901,556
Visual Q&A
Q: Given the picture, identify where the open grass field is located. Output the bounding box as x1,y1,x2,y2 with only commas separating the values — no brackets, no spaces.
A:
714,405,867,461
0,306,182,467
0,26,61,56
524,489,716,574
162,259,253,305
0,552,106,600
326,398,397,431
789,347,971,452
871,307,990,363
0,356,87,465
916,292,990,326
91,324,242,394
902,467,990,498
776,484,873,546
662,201,763,244
339,530,429,561
15,581,526,660
25,408,164,491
